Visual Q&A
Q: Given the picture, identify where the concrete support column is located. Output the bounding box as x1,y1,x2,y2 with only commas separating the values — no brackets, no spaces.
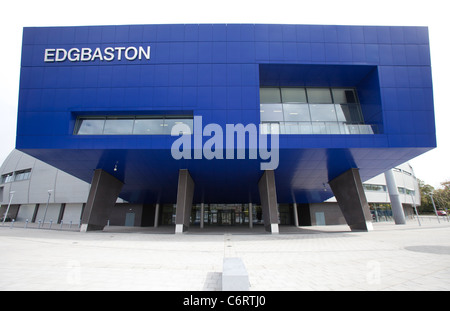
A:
248,203,253,229
154,203,160,227
329,168,373,232
80,169,123,232
293,203,299,227
200,203,205,229
258,170,279,234
384,169,406,225
175,169,195,234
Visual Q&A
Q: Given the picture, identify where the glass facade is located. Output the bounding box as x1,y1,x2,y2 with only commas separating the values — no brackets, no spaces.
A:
160,203,293,226
260,87,376,134
74,115,193,135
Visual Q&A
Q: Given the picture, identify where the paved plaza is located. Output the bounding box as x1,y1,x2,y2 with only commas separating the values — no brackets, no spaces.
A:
0,217,449,291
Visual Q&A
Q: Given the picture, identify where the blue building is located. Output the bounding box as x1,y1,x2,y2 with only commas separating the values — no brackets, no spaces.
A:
16,24,435,233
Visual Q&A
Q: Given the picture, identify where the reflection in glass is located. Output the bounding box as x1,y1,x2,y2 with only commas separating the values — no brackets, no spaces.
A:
103,117,134,135
332,88,357,103
260,103,284,121
77,118,105,135
283,104,310,121
309,104,337,122
133,118,164,135
75,115,194,135
335,103,363,123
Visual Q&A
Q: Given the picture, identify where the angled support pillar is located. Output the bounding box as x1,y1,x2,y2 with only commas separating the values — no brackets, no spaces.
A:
258,170,279,234
175,169,195,234
384,169,406,225
80,169,123,232
329,168,373,232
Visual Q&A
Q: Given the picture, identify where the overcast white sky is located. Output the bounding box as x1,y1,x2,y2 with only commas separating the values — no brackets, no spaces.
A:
0,0,448,188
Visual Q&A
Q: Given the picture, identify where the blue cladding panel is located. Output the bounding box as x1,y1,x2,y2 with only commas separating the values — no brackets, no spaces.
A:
17,24,436,204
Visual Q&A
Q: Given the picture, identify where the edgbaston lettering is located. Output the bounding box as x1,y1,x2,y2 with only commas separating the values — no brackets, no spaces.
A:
44,46,151,63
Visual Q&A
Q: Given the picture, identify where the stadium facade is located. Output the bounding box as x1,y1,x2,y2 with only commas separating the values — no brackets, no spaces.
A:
14,24,435,233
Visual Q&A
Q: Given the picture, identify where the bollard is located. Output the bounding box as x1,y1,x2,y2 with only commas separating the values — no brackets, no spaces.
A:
60,220,64,229
10,219,15,229
49,219,53,229
69,220,72,229
38,220,42,228
25,219,29,229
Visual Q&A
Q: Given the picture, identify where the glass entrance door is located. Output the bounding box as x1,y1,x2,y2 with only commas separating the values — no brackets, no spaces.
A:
191,204,253,226
218,210,235,225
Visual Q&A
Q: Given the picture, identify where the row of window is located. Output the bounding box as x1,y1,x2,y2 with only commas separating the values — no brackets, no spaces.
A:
1,169,32,184
261,122,376,135
260,87,358,105
75,115,194,135
363,183,415,195
392,167,415,178
261,102,364,123
260,87,371,135
260,87,364,124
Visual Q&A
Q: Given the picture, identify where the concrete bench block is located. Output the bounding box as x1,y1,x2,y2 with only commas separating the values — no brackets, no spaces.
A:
222,257,249,291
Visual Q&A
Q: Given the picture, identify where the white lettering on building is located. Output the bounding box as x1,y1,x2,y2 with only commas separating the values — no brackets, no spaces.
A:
44,46,151,63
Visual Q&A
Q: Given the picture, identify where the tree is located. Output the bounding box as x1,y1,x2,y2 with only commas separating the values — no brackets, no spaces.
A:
433,180,450,212
418,179,435,214
418,179,450,214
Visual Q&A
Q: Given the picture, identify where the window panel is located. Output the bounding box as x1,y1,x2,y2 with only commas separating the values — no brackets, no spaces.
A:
283,104,311,121
332,88,357,104
77,118,105,135
335,104,363,123
133,118,164,135
14,169,31,181
260,88,281,103
103,117,134,135
281,122,299,134
164,118,193,135
312,122,327,134
260,103,284,121
298,122,313,134
309,104,338,122
325,122,341,134
306,88,332,103
1,173,14,184
281,88,307,103
261,122,279,134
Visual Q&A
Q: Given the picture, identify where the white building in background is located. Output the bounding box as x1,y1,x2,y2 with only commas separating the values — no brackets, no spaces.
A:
0,149,420,228
310,162,421,225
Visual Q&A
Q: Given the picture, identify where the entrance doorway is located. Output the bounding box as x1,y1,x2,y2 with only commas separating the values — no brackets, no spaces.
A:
160,203,294,227
218,210,235,225
191,204,256,226
125,212,135,227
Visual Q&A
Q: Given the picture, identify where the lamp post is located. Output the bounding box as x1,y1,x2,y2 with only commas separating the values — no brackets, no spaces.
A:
2,191,15,226
430,194,440,224
411,193,421,226
42,190,53,227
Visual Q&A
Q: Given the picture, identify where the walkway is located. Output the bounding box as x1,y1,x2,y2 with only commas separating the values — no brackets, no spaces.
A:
0,217,449,291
